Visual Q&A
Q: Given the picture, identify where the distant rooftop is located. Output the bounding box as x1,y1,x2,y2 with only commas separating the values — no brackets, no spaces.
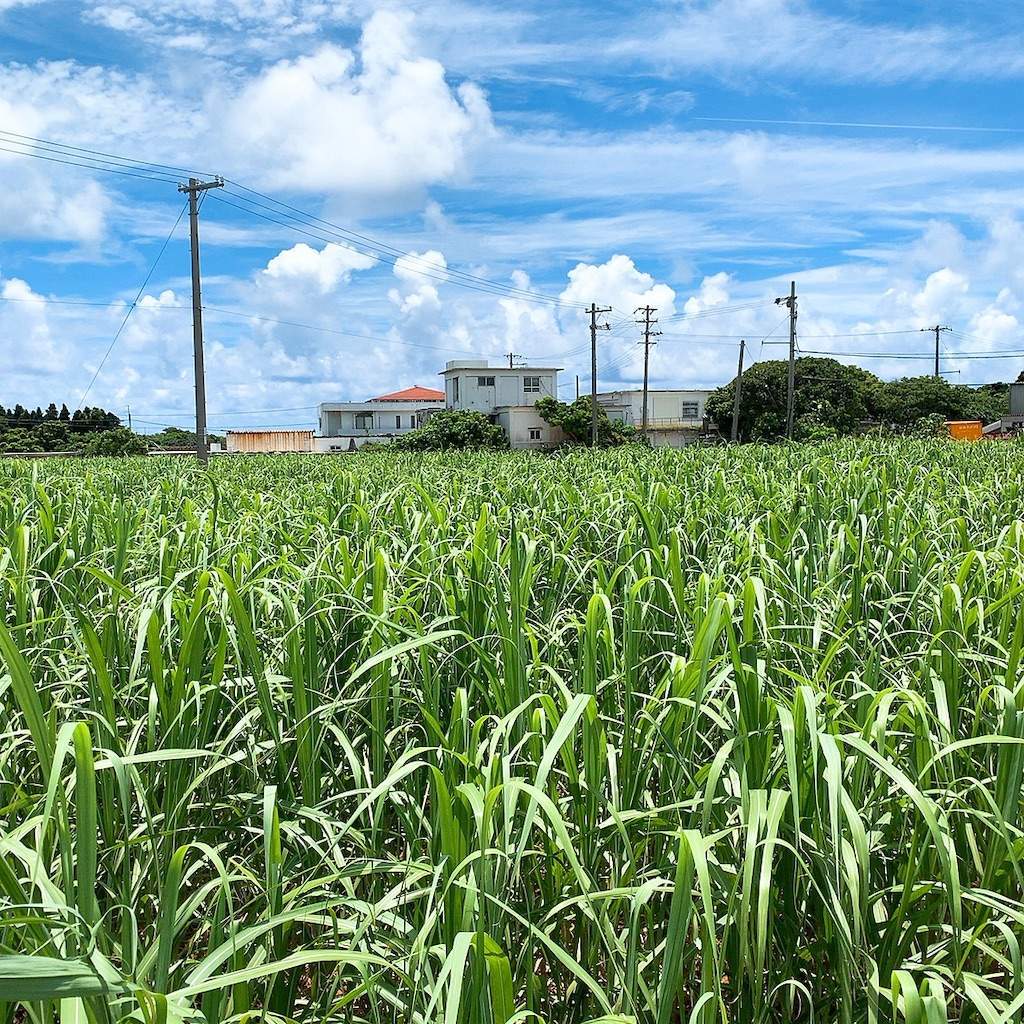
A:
372,385,445,402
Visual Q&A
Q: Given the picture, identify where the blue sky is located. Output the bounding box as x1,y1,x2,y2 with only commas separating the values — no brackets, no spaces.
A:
1,0,1022,431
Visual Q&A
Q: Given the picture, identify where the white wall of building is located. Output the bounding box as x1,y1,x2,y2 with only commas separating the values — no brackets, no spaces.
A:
494,407,563,449
598,389,710,426
443,361,560,415
315,434,381,452
319,400,442,437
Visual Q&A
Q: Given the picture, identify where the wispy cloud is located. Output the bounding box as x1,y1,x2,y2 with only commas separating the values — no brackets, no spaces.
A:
613,0,1024,83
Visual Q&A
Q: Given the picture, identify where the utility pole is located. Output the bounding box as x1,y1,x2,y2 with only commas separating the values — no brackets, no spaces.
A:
505,352,523,369
588,303,612,446
921,324,951,379
731,339,745,442
126,405,132,432
575,374,580,401
178,176,224,464
775,281,798,439
634,305,661,439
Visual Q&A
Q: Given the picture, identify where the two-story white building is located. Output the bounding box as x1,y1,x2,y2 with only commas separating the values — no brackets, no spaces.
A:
440,360,563,449
598,388,711,447
317,385,445,451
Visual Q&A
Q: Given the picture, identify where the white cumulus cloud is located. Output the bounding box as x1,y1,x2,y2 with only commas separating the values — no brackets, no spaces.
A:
220,11,492,198
260,241,376,293
561,254,676,316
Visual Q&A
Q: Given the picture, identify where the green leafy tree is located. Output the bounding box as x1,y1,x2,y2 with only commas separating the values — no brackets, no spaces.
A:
0,428,42,454
391,410,508,451
32,421,72,451
874,376,1009,429
534,395,637,446
81,427,149,456
707,358,882,441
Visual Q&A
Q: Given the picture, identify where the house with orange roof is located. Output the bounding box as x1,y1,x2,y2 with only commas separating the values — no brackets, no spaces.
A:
317,385,445,451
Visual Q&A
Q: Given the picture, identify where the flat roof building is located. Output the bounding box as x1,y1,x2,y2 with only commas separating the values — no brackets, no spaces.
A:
598,389,711,447
318,385,445,451
440,360,563,448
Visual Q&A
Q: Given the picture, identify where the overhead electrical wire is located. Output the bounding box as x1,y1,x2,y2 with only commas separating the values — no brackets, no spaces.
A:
0,293,528,360
219,180,592,310
0,128,212,177
208,191,589,310
7,126,1022,412
0,127,589,311
799,348,1024,360
75,200,189,410
0,142,180,183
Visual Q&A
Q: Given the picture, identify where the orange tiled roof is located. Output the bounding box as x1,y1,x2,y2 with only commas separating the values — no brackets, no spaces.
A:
372,385,445,402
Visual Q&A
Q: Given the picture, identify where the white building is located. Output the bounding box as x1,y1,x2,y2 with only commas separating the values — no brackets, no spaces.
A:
598,389,711,447
317,385,445,451
440,360,564,449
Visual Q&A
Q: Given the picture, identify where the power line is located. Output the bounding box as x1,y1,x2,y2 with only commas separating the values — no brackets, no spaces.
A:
798,348,1024,360
0,142,178,183
209,191,586,310
1,126,590,311
136,405,318,418
76,200,188,410
0,293,523,359
0,128,213,177
221,181,590,310
661,300,771,322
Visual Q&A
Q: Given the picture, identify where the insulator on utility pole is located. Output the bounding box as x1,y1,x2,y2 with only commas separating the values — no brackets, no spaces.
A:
177,175,224,465
921,324,951,379
587,303,612,446
775,281,798,439
634,305,661,440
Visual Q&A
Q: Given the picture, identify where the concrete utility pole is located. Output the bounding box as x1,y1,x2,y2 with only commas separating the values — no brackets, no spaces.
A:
575,374,580,401
921,325,951,379
505,352,523,369
775,281,798,439
635,305,661,439
731,339,745,442
178,176,224,465
587,303,612,446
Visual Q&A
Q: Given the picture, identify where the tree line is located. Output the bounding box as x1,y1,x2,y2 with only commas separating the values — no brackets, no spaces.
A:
0,402,223,455
706,359,1017,441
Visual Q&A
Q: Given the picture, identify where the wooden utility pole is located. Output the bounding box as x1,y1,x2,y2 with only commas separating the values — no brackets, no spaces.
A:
775,281,798,439
635,305,661,439
587,303,612,446
178,176,224,464
921,325,951,379
731,339,745,442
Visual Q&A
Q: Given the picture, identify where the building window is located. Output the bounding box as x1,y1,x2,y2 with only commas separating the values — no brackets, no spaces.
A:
355,412,373,430
395,415,402,429
524,375,541,393
477,375,495,387
681,402,700,418
452,377,459,402
529,427,542,441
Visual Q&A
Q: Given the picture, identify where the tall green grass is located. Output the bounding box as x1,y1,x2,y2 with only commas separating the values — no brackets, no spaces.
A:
1,440,1024,1022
